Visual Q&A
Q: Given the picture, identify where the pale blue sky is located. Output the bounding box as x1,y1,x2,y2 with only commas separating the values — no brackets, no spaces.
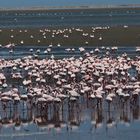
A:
0,0,139,8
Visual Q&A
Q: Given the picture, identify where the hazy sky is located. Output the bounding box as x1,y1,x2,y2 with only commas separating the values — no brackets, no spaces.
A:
0,0,139,8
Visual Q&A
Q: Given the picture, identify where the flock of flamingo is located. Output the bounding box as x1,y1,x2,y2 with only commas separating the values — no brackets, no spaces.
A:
0,45,139,131
0,46,140,108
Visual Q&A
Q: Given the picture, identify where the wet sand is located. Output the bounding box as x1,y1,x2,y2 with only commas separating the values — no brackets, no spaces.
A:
0,26,140,46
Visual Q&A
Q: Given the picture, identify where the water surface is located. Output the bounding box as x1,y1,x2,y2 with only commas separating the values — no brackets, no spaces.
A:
0,0,139,8
0,8,140,28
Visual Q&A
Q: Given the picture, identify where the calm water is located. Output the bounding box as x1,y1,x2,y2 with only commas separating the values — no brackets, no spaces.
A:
0,46,138,59
0,8,140,28
0,0,139,8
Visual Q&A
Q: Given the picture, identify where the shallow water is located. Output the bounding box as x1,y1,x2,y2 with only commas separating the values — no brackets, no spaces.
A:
0,46,138,59
0,8,140,28
0,95,140,140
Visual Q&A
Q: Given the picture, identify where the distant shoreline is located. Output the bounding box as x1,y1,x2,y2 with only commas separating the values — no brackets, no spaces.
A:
0,4,140,11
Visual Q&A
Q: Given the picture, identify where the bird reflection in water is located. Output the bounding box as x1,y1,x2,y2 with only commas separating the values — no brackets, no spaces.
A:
0,94,140,133
90,105,103,132
67,100,81,131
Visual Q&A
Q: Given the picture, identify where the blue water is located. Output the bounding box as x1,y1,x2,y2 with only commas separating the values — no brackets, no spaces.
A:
0,46,138,59
0,0,139,8
0,8,140,28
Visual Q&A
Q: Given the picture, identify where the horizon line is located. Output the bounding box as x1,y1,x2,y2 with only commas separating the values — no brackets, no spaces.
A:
0,4,140,11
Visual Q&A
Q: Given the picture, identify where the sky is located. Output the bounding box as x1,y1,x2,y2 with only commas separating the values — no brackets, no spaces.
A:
0,0,139,8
